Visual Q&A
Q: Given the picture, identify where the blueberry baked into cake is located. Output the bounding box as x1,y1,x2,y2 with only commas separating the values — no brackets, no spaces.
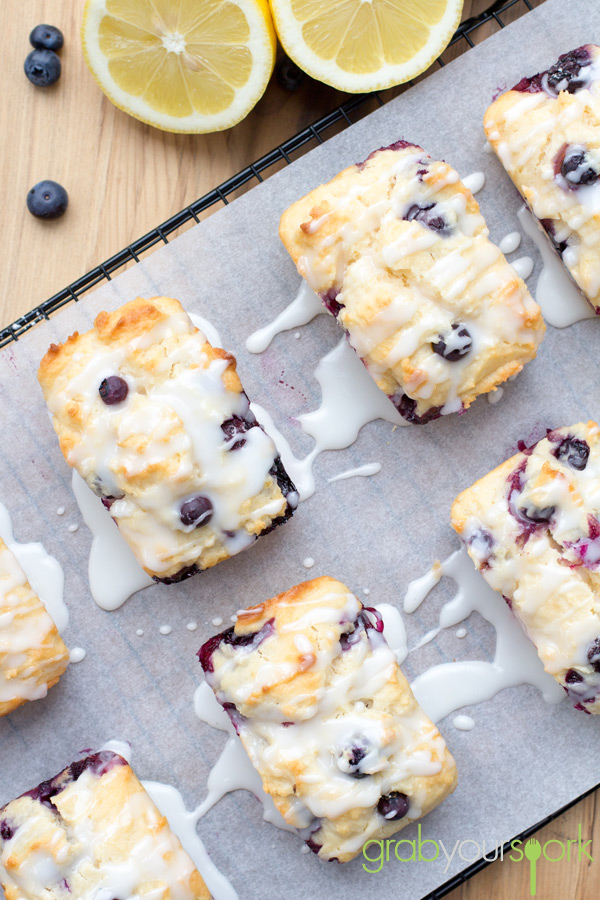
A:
0,749,210,899
452,422,600,714
279,142,544,423
38,297,297,583
0,536,69,716
199,576,457,861
485,45,600,311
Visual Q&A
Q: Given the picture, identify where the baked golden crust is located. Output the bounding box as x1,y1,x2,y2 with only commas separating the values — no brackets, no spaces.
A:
200,576,457,862
38,297,296,582
280,144,544,423
452,421,600,713
484,45,600,310
0,536,69,717
0,750,210,899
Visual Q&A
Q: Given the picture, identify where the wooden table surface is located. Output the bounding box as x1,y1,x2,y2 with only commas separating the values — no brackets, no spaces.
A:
1,1,597,898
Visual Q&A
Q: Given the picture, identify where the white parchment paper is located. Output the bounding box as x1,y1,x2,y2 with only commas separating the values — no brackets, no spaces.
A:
1,1,600,896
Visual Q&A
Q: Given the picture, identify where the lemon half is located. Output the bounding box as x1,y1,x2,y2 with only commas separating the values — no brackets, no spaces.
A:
270,0,464,93
82,0,276,133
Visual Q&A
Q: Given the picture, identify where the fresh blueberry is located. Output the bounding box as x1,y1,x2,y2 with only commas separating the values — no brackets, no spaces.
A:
404,203,450,235
559,147,599,187
391,392,443,424
152,564,199,585
276,56,305,91
29,25,64,52
546,47,591,95
554,437,590,471
221,414,256,450
565,668,584,684
198,619,275,673
356,141,418,169
432,323,472,361
338,736,373,778
98,375,128,405
587,638,600,673
377,792,410,821
27,180,68,219
24,48,61,86
517,503,555,525
180,495,213,528
0,820,15,841
320,288,344,317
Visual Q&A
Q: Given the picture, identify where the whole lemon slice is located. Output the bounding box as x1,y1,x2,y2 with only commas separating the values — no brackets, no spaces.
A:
82,0,276,133
269,0,464,93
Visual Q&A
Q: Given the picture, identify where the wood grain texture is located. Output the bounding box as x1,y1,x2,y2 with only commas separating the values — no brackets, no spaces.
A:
3,2,596,899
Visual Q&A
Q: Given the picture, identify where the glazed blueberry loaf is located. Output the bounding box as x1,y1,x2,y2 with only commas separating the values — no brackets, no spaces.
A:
38,297,297,583
484,45,600,310
452,422,600,714
0,750,210,899
199,576,457,861
279,142,544,423
0,536,69,716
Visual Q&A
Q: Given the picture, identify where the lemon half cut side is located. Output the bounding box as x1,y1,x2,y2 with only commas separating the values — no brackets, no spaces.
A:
82,0,277,133
269,0,464,93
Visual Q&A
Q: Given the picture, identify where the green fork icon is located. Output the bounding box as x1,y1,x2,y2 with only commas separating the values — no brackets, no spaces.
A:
524,838,542,896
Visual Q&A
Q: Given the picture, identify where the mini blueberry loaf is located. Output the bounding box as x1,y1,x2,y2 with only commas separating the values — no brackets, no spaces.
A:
0,536,69,716
452,422,600,714
0,749,210,899
38,297,297,583
199,576,457,861
279,142,544,423
484,46,600,311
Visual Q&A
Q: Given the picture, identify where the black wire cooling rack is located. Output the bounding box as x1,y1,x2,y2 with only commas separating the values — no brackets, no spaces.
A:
0,0,541,349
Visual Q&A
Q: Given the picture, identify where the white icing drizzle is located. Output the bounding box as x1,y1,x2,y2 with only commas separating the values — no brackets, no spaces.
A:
159,625,172,635
499,231,522,254
245,282,325,353
403,548,564,723
511,256,534,280
188,312,222,348
69,647,86,663
487,386,504,405
461,171,486,194
517,205,596,327
374,603,408,664
211,617,223,627
251,337,403,500
455,627,467,639
56,506,65,516
453,715,475,731
0,501,67,632
135,628,144,636
187,622,198,631
72,471,153,611
328,463,382,482
302,557,315,568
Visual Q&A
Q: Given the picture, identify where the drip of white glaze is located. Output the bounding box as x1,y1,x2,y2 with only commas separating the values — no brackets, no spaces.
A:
487,386,504,405
499,232,521,254
56,507,65,516
159,625,172,636
187,622,198,631
67,523,79,533
143,780,238,900
363,588,370,595
403,548,564,722
455,627,467,639
462,171,486,194
193,682,294,832
98,739,237,900
517,205,596,327
375,603,408,664
211,617,223,627
303,557,315,569
328,463,382,483
72,470,154,611
189,313,222,348
245,283,326,353
136,629,144,637
453,715,475,731
0,501,68,632
69,647,86,663
511,256,534,280
251,337,403,500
